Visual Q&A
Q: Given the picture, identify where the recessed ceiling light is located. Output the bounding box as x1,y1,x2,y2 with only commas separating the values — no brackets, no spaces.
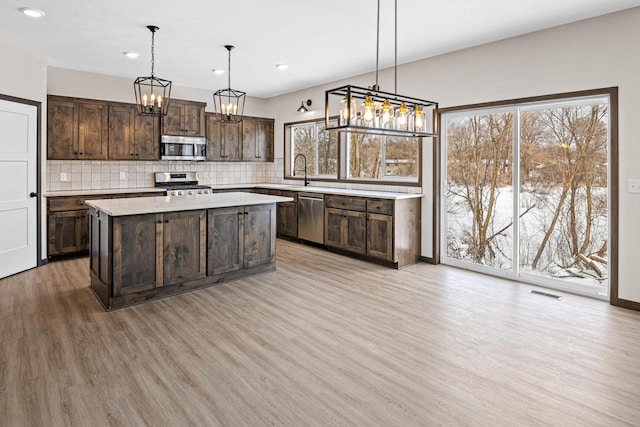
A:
19,7,45,18
276,64,289,71
123,51,140,59
212,69,225,75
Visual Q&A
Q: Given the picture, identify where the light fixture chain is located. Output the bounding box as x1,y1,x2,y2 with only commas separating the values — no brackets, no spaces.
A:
375,0,380,89
150,29,155,77
394,0,397,94
227,48,231,90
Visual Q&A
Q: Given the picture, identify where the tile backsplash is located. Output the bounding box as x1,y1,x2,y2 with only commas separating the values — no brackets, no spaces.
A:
46,158,420,194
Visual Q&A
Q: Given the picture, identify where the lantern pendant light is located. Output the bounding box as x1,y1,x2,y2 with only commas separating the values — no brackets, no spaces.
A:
213,45,246,123
324,0,437,138
134,25,172,117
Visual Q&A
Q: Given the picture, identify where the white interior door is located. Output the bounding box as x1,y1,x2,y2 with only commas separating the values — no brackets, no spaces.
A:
0,99,38,279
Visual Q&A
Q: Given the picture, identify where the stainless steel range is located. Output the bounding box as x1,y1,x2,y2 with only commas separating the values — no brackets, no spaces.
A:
154,172,212,196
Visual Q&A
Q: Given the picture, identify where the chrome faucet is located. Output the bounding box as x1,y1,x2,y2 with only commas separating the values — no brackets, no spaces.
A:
293,153,310,186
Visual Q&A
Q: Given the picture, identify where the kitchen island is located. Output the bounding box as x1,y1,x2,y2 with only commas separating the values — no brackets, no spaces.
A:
86,192,292,310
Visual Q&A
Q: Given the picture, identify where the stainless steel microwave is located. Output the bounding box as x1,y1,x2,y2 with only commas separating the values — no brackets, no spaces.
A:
160,135,206,161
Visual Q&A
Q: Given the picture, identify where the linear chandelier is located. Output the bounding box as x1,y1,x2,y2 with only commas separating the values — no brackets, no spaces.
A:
213,45,246,123
325,0,437,138
134,25,172,117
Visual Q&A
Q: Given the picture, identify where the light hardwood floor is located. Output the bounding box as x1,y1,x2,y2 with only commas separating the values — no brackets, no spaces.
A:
1,239,639,426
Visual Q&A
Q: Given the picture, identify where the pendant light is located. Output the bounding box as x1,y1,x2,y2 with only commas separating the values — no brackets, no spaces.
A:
213,45,246,123
133,25,172,117
324,0,437,138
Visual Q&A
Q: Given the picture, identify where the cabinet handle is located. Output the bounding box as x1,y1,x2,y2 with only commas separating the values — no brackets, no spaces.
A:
164,220,169,223
29,192,38,198
130,153,135,156
157,220,162,224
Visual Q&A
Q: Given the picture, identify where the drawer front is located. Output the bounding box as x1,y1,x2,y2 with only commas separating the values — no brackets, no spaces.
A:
367,199,394,215
280,190,297,201
325,195,366,212
48,196,89,212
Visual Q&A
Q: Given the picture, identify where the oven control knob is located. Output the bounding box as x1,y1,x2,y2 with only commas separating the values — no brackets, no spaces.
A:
197,190,203,194
177,191,183,196
170,191,177,196
188,190,194,195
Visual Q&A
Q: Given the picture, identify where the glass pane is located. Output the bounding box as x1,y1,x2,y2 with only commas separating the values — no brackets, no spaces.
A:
292,125,317,175
519,103,608,294
445,112,514,269
317,121,338,176
349,134,382,179
385,136,419,180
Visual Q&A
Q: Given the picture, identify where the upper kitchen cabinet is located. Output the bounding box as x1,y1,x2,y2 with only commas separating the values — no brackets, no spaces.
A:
162,99,206,137
108,103,159,160
205,113,242,161
48,96,109,160
242,116,274,162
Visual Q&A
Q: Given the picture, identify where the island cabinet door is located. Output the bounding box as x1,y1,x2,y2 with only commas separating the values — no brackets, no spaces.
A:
112,213,163,296
162,210,207,286
208,206,244,275
243,204,276,268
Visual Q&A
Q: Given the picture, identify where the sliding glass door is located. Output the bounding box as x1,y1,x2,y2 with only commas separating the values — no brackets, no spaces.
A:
441,95,610,298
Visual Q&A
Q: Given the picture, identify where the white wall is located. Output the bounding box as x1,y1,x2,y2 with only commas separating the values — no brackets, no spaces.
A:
265,7,640,303
0,38,48,259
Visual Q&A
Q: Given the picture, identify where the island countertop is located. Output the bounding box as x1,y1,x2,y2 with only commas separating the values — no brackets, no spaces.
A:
85,191,292,216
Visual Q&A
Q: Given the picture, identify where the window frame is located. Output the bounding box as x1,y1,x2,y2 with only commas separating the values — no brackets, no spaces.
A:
284,116,423,186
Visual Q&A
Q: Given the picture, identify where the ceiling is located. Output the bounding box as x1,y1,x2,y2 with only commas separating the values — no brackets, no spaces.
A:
2,0,640,98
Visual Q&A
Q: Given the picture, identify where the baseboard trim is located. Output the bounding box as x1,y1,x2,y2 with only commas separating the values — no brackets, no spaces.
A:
419,256,435,264
612,297,640,312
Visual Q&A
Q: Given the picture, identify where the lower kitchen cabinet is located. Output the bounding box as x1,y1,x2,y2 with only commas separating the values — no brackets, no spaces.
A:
48,210,90,255
208,204,276,274
47,192,160,258
163,210,207,285
366,212,393,261
325,195,420,268
111,213,162,296
324,207,366,255
109,209,207,295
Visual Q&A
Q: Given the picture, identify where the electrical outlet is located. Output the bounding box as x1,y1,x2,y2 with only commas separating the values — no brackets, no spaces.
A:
59,172,67,181
119,172,126,180
628,179,640,193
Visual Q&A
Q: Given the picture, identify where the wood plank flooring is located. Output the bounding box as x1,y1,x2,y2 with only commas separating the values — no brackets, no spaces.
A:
1,239,639,426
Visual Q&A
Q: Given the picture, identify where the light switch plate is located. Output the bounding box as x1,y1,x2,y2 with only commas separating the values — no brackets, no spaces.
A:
119,172,126,180
628,179,640,193
59,172,67,181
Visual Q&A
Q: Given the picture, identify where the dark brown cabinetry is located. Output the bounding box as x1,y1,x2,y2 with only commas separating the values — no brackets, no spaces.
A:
325,206,367,255
276,191,298,238
48,97,109,160
205,113,242,161
208,204,275,275
89,202,278,310
111,213,162,296
47,192,160,257
162,99,205,136
325,195,420,268
48,209,90,255
109,103,159,160
162,210,207,285
242,116,274,162
48,96,159,160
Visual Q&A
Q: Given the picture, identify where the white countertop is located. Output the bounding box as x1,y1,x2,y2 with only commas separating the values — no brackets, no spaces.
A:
45,184,422,200
257,184,422,200
85,192,292,217
44,187,165,197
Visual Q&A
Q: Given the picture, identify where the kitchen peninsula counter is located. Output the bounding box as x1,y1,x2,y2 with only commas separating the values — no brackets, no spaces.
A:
87,192,291,310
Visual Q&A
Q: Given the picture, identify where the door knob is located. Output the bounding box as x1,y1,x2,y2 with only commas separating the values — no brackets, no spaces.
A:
29,192,38,198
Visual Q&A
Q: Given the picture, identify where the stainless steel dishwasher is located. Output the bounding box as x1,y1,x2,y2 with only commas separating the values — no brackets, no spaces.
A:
297,192,324,244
